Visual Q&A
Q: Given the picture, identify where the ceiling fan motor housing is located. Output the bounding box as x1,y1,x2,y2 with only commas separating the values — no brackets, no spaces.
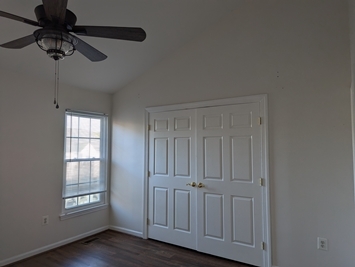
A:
35,5,77,30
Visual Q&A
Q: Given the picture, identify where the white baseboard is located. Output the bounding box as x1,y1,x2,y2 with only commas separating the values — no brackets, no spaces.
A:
0,226,109,267
109,225,143,238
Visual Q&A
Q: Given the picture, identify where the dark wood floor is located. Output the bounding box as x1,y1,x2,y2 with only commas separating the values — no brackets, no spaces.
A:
6,230,255,267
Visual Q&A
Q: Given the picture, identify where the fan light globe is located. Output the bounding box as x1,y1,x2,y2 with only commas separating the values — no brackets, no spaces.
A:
35,30,76,60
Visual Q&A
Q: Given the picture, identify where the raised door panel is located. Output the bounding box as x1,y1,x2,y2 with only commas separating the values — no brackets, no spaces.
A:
203,114,223,129
174,190,191,232
174,138,190,177
232,196,254,246
203,137,223,180
204,193,224,240
174,117,191,131
231,136,253,182
230,112,252,128
154,138,169,175
153,187,168,227
154,119,169,132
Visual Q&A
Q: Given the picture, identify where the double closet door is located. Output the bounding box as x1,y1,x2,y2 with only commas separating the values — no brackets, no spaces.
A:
147,101,264,267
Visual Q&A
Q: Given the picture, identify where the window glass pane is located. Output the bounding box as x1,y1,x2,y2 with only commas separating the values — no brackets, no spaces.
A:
65,138,71,159
65,197,78,208
66,138,78,159
79,117,90,138
78,138,90,159
90,139,100,158
78,195,89,205
90,194,100,203
66,115,71,137
79,183,90,195
91,119,101,138
90,181,100,192
70,116,79,137
91,161,100,181
66,162,78,185
79,162,90,184
65,184,79,197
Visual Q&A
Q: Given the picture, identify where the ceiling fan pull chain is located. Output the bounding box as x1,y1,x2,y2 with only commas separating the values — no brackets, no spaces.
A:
55,60,59,109
53,60,60,109
54,60,57,104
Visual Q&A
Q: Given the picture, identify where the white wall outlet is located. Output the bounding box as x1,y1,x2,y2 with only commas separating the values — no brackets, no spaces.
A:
317,237,328,251
42,215,49,226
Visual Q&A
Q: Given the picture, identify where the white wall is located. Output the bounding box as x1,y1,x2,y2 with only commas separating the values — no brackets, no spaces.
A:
111,1,355,266
0,68,111,263
349,1,355,197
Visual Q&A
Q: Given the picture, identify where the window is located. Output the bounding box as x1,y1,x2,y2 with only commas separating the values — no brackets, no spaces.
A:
61,110,108,218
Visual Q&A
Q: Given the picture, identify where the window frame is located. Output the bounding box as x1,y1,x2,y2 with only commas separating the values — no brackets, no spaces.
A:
60,109,109,220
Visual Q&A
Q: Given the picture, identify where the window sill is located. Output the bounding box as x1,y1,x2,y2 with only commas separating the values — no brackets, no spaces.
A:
59,204,109,221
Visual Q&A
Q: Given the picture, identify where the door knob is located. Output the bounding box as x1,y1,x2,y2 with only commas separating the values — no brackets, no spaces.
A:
197,182,205,188
186,182,196,187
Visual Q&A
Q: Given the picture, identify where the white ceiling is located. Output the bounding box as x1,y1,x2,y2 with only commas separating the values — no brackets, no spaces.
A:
0,0,239,93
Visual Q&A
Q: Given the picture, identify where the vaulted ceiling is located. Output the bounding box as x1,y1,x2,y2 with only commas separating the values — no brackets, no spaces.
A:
0,0,240,93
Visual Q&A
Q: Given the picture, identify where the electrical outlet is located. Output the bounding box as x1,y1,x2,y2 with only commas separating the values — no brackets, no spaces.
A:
317,237,328,251
42,215,49,226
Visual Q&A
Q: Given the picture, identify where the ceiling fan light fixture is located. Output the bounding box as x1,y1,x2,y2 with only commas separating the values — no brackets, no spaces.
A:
35,29,76,60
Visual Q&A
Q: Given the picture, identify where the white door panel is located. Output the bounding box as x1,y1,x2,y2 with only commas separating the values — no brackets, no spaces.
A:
174,189,191,231
196,103,263,266
232,196,254,245
204,136,223,179
154,138,168,175
148,110,196,249
174,137,191,177
153,187,168,227
204,193,224,239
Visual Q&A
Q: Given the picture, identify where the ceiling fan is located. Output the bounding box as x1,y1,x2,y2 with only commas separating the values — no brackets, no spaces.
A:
0,0,146,108
0,0,146,62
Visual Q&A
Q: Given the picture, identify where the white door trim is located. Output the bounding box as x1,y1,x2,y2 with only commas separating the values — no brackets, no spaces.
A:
143,94,271,267
146,94,267,113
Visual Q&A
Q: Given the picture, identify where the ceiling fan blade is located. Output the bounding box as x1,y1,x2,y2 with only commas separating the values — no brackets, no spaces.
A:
74,36,107,62
0,34,36,49
72,26,146,42
0,10,39,27
42,0,68,24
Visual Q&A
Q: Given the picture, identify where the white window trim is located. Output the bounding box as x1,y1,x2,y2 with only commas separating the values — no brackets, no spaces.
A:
60,203,109,220
61,109,109,219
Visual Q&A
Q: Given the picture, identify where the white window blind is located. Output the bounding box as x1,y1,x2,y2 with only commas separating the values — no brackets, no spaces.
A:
63,110,108,209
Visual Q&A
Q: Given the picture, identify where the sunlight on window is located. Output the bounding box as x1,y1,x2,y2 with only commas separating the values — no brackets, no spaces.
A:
63,111,107,212
64,193,102,209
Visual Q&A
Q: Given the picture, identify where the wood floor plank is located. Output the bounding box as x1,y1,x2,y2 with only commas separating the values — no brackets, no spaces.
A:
5,230,256,267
